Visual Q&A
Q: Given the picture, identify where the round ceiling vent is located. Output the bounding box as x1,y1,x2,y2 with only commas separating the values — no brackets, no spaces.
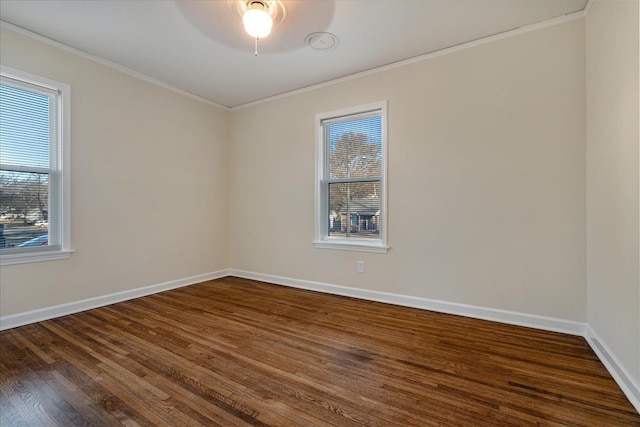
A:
305,32,339,51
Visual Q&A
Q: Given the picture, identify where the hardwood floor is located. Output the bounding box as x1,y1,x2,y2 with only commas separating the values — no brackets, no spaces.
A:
1,277,638,426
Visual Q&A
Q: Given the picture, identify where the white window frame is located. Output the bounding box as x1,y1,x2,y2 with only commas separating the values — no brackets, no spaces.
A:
314,101,389,253
0,66,72,266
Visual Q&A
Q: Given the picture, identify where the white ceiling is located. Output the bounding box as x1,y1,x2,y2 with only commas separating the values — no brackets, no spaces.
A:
0,0,588,109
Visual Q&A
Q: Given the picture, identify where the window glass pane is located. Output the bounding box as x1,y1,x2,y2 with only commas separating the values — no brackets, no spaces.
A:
0,170,49,249
327,115,381,179
0,83,51,168
328,181,380,239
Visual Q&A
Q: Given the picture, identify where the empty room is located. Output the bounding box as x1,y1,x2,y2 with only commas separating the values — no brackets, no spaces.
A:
0,0,638,425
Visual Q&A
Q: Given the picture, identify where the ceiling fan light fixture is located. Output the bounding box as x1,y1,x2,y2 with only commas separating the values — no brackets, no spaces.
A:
242,2,273,39
229,0,285,55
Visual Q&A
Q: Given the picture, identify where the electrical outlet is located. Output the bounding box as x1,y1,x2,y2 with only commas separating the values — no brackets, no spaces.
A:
357,261,365,273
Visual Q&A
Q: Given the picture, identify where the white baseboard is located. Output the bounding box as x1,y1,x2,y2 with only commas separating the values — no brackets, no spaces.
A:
3,267,637,415
230,269,640,412
228,269,587,336
0,269,229,331
0,268,586,336
586,326,640,413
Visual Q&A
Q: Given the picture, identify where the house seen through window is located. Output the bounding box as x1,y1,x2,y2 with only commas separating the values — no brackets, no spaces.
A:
315,101,388,253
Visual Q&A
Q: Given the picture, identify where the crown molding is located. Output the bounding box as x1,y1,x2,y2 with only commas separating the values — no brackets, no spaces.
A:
230,2,590,110
1,0,590,112
0,20,231,111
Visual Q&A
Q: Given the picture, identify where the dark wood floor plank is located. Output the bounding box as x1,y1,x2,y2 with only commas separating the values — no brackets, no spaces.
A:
1,276,638,426
61,316,255,427
78,312,269,426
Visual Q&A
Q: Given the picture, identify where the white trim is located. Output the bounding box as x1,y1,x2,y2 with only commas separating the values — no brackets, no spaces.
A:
0,268,585,335
312,240,389,253
314,101,388,253
0,249,74,266
585,326,640,413
2,266,638,412
0,269,228,330
60,65,72,253
0,65,65,92
580,0,640,415
1,6,588,112
0,65,72,264
229,269,640,410
228,269,586,336
583,0,594,16
230,6,589,111
0,21,229,111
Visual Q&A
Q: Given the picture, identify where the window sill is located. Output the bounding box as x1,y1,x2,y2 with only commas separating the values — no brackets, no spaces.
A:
0,249,74,266
313,240,389,253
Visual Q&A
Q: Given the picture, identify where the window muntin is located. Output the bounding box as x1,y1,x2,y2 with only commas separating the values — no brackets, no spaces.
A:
0,67,71,265
315,102,388,252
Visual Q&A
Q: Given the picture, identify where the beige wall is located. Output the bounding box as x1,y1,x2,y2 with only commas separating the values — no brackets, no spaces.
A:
230,20,587,321
0,18,589,324
586,0,640,382
0,27,230,316
3,3,638,404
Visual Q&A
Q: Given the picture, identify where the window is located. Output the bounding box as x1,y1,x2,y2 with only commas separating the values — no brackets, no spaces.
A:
314,101,388,253
0,66,71,265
